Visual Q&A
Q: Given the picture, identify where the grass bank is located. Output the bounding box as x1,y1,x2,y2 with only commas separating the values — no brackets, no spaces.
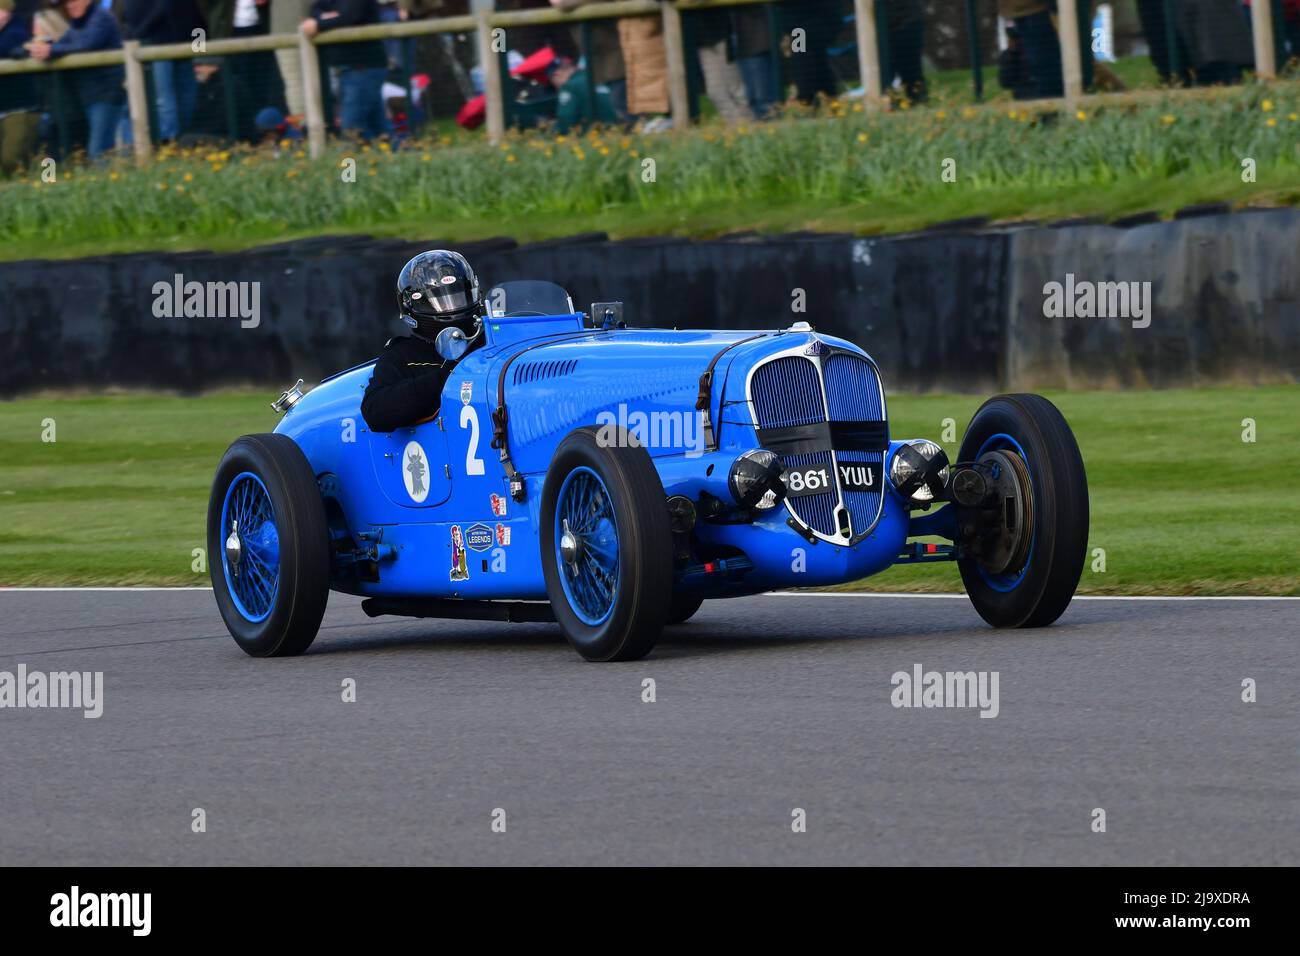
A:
1,83,1297,262
0,387,1295,593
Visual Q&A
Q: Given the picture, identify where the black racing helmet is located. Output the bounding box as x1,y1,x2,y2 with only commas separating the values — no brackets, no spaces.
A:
397,250,482,336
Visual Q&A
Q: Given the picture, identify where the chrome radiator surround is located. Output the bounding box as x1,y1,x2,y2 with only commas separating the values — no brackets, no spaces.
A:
745,340,889,545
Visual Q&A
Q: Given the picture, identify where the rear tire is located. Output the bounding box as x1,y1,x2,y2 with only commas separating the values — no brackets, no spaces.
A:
541,427,673,661
208,434,330,656
957,394,1088,628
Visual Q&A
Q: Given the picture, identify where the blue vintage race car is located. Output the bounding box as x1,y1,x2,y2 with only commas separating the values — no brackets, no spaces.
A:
209,280,1089,661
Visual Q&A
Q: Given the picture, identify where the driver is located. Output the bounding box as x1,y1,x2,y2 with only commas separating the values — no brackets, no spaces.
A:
361,250,484,433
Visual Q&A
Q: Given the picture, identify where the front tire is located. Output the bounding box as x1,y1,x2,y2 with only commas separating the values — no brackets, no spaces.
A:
541,427,673,661
208,433,330,656
957,394,1088,628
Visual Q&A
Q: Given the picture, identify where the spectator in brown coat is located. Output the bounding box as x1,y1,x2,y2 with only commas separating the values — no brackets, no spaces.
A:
618,9,668,123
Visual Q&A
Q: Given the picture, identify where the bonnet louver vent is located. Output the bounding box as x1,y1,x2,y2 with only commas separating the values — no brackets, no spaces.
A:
512,359,579,385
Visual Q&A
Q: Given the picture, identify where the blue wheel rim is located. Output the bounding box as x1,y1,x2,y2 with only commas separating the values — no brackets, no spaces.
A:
220,471,280,622
555,466,620,626
975,433,1036,593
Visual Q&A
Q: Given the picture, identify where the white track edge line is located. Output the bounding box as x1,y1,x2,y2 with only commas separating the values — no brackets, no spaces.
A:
765,592,1300,601
0,587,1295,601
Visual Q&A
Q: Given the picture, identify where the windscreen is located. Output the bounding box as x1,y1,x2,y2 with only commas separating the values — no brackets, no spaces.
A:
485,281,575,318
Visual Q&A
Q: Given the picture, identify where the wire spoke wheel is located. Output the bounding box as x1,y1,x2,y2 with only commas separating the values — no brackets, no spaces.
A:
221,472,280,622
208,434,330,657
541,427,673,662
556,468,620,626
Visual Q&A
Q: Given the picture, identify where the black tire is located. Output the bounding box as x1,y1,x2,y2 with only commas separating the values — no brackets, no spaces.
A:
957,394,1089,628
208,433,330,656
540,427,673,661
666,593,704,625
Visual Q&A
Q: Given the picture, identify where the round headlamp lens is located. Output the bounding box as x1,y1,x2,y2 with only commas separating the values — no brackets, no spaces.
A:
890,440,951,502
729,449,785,510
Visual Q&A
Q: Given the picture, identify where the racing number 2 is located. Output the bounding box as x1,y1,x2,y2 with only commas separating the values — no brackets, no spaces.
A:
461,405,486,476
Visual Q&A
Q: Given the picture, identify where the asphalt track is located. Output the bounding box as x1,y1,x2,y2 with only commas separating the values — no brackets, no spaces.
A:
0,589,1295,866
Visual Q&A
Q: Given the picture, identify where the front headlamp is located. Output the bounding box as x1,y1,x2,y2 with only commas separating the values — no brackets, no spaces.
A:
728,449,785,510
889,439,951,502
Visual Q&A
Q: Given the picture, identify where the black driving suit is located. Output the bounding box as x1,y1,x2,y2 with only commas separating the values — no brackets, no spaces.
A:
360,334,452,433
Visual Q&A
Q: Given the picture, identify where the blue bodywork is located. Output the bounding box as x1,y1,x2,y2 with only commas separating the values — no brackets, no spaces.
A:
273,307,938,604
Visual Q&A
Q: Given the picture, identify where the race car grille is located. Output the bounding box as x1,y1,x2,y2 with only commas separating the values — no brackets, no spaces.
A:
779,450,839,537
750,357,825,430
824,352,885,420
748,348,887,543
823,353,886,537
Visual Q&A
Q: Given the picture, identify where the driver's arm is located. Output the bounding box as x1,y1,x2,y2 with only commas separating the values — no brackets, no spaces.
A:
361,341,450,434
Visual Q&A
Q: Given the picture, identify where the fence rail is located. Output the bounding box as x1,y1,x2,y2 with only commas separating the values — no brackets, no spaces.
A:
0,0,1282,166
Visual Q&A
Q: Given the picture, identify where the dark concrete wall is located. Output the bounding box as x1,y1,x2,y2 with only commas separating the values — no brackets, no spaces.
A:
1,209,1296,397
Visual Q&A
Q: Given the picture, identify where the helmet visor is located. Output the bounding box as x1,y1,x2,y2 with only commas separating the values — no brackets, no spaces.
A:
423,284,471,315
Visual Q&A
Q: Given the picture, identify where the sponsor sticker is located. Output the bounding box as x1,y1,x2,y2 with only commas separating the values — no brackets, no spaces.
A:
495,523,511,546
449,525,469,581
440,275,457,285
490,493,508,517
465,523,494,552
460,380,473,405
402,440,430,503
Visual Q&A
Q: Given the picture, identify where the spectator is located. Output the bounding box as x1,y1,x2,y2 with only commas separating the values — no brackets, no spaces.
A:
196,0,233,39
550,55,617,133
782,0,840,104
694,7,751,124
122,0,205,142
997,1,1063,99
376,0,402,68
1287,0,1300,64
880,0,926,104
271,0,312,118
549,0,627,121
254,104,303,151
734,5,774,117
303,0,389,140
617,7,669,128
499,0,577,61
230,0,285,135
28,0,126,159
1136,0,1192,84
399,1,474,120
0,0,40,175
1177,0,1253,85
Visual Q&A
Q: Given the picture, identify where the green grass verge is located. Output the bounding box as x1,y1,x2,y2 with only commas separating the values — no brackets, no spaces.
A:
1,387,1296,593
1,80,1298,262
